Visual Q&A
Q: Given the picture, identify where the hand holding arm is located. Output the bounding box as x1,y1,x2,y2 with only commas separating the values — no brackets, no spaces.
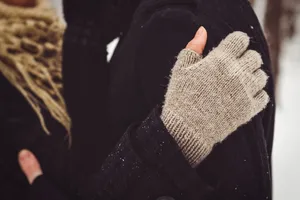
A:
162,31,269,166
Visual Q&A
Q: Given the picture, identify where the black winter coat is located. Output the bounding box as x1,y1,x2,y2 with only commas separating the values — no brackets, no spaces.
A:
0,0,275,199
62,0,275,199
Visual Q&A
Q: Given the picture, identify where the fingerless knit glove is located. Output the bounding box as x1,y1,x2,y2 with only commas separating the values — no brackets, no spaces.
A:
161,32,269,166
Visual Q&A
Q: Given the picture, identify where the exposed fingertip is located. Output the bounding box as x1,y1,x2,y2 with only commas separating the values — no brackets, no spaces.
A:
186,26,208,55
19,149,30,160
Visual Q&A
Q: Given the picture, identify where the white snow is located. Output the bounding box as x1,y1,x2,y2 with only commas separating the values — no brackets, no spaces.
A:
272,18,300,200
253,2,300,200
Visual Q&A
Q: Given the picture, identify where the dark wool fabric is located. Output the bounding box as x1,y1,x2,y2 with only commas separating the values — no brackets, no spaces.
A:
32,0,275,199
0,73,70,200
62,0,141,184
79,108,214,200
107,0,275,199
0,0,140,199
30,108,213,200
0,0,275,199
30,176,67,200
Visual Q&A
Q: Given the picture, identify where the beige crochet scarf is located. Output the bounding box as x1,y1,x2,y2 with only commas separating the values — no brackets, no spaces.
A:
0,0,71,135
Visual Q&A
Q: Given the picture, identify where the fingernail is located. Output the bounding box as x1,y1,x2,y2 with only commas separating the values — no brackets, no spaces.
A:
19,150,30,159
196,26,205,37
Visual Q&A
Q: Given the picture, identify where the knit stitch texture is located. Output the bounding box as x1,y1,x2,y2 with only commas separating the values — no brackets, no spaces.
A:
0,0,70,134
161,31,269,166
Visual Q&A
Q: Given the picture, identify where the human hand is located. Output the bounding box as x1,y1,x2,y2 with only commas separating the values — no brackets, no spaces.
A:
162,27,269,166
18,149,43,184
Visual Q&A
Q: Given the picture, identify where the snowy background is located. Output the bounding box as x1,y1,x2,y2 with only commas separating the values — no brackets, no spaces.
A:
50,0,300,199
253,1,300,200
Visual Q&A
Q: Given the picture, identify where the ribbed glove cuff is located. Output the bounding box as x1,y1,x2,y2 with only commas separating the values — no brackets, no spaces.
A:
161,110,213,167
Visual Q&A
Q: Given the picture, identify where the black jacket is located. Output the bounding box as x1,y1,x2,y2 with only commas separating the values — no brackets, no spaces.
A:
62,0,275,199
0,0,275,199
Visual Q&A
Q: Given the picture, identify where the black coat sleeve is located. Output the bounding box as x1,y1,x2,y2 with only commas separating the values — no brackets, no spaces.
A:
62,0,141,182
27,109,212,200
62,20,111,180
112,1,275,199
78,108,213,200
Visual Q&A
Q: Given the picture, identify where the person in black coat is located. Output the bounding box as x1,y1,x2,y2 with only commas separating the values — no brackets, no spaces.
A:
107,1,275,199
19,27,270,200
63,0,274,184
2,0,275,200
61,0,275,199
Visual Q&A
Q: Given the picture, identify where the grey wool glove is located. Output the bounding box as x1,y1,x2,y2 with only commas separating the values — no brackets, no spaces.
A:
161,31,269,167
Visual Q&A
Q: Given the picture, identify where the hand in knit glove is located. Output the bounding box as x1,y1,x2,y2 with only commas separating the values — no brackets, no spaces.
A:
161,27,269,167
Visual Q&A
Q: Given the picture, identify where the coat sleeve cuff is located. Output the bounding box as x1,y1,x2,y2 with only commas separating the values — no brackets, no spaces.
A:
82,107,213,200
79,123,145,199
130,107,213,199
